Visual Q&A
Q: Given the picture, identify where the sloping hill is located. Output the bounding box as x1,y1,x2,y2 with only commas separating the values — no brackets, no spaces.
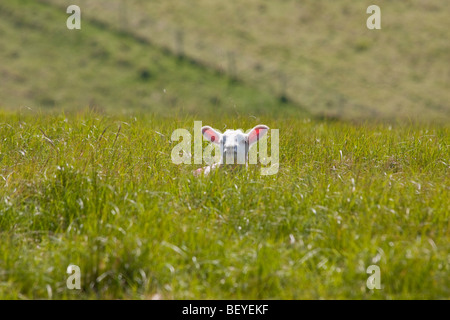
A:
40,0,450,122
0,0,301,117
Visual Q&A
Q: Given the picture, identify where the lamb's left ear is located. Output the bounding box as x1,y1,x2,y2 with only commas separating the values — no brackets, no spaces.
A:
202,126,222,144
247,124,269,146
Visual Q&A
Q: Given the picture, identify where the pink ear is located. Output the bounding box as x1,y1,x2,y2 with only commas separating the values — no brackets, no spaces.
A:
202,126,221,144
248,125,269,146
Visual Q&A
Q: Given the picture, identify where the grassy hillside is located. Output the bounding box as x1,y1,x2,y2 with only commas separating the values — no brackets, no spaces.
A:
41,0,450,122
0,111,448,299
0,0,301,117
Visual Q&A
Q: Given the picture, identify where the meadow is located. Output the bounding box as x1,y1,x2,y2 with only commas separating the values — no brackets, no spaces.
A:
0,0,449,299
0,110,448,299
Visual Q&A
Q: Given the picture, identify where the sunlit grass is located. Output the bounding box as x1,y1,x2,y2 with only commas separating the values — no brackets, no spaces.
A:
0,110,448,299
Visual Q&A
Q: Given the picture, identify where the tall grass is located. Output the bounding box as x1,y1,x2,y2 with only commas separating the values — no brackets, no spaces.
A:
0,110,448,299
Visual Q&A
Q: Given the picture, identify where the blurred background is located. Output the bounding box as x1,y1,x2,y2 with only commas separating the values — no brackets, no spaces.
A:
0,0,448,122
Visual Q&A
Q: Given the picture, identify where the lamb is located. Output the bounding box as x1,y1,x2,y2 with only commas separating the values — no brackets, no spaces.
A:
193,124,269,176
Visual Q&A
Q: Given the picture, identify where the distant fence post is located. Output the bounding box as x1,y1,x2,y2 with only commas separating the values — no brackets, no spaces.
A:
227,51,237,82
119,0,128,31
278,71,288,103
175,30,184,59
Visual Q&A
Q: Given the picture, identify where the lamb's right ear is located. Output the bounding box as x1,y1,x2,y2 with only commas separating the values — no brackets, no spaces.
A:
201,126,222,144
247,124,269,147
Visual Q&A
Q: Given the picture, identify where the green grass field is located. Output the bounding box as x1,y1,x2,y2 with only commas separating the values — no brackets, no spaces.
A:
0,110,448,299
0,0,449,300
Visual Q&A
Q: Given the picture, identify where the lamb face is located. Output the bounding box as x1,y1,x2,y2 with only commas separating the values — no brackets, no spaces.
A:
201,125,269,166
221,129,248,165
